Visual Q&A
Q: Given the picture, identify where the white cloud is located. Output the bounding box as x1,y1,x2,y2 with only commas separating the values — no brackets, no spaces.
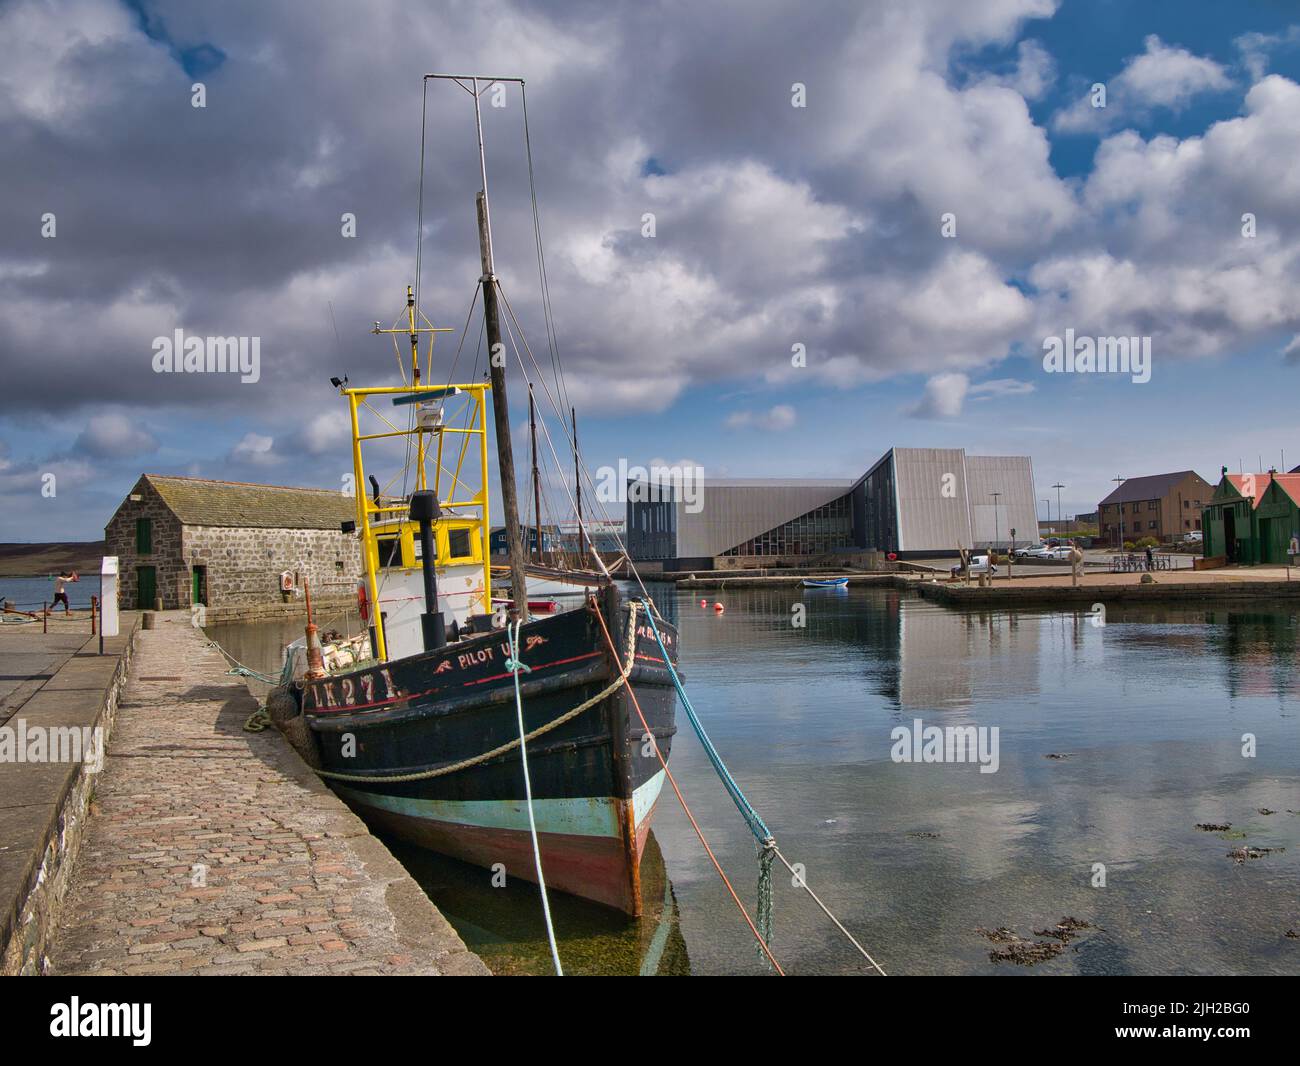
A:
1054,35,1231,134
230,432,277,465
74,413,157,458
725,404,797,431
908,372,970,419
970,378,1035,399
1235,26,1300,82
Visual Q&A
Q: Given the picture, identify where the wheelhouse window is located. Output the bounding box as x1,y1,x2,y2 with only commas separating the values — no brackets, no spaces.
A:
376,537,401,568
447,529,472,560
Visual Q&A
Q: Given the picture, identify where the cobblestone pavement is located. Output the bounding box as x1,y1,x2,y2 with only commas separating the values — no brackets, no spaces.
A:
48,613,487,975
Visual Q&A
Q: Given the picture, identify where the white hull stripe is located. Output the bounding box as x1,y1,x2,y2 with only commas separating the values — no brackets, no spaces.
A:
335,769,666,840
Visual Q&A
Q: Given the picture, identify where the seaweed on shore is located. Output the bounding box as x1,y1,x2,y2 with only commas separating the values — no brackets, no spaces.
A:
1227,845,1285,865
978,918,1093,966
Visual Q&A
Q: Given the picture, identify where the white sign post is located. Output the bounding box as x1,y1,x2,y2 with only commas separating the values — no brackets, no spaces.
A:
100,556,120,636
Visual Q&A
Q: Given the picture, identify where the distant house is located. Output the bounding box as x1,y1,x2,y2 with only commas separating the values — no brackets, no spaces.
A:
1203,470,1300,565
104,475,361,611
488,524,560,557
1097,470,1213,546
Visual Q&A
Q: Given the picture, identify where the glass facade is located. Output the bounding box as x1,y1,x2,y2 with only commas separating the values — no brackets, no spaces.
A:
626,497,677,560
722,494,852,557
858,456,898,553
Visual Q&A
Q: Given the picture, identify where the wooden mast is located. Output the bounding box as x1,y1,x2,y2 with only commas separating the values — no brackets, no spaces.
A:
572,406,586,563
530,383,541,564
471,77,529,623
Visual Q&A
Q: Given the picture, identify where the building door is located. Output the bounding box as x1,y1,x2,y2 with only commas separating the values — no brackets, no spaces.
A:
191,565,207,606
137,565,156,609
1223,508,1237,563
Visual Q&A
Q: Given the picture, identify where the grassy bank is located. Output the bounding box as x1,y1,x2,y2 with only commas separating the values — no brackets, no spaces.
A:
0,541,106,576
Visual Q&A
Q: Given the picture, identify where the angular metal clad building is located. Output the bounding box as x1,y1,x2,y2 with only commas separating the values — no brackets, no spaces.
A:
627,448,1037,567
856,448,1037,554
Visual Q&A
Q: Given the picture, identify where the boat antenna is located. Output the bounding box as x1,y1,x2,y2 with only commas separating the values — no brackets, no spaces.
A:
426,74,531,621
572,406,585,562
530,384,542,564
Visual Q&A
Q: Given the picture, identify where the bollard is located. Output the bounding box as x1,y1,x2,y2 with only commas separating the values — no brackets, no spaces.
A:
142,612,155,630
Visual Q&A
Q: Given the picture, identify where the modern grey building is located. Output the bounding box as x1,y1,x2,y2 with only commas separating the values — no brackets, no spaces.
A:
627,447,1037,568
857,448,1038,556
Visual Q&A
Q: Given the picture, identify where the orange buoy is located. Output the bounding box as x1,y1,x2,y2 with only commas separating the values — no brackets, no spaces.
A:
700,598,708,607
713,601,724,613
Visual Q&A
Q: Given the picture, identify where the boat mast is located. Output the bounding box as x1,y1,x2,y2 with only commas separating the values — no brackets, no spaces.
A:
573,406,586,562
530,383,542,564
470,76,530,622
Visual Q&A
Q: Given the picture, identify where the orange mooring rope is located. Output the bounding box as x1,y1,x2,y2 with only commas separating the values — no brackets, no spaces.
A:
593,606,785,975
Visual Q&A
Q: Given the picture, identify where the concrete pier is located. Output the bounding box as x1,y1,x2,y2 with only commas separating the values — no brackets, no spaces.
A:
44,613,487,976
0,615,138,975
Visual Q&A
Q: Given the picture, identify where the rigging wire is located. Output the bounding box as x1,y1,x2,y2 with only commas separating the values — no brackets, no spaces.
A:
590,604,784,975
495,283,655,605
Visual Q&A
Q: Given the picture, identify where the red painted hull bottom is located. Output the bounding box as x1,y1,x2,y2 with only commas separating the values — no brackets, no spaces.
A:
346,797,658,915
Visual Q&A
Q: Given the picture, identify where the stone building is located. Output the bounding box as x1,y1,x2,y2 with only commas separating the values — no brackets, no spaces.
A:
104,475,361,615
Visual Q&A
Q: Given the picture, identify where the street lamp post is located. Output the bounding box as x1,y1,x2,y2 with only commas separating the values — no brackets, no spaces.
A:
990,492,1002,553
1052,483,1064,538
1111,476,1126,549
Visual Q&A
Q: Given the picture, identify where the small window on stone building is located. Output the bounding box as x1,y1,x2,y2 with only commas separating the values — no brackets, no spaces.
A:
335,560,344,572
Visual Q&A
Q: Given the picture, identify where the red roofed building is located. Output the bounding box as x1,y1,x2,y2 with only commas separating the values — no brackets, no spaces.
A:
1203,469,1300,564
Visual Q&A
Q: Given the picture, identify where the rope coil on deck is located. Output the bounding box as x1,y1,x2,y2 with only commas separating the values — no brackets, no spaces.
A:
309,605,640,784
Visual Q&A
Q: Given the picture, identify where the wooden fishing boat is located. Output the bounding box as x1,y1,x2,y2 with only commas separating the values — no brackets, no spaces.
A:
283,75,680,916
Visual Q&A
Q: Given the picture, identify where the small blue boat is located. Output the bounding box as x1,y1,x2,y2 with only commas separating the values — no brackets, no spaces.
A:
801,577,850,588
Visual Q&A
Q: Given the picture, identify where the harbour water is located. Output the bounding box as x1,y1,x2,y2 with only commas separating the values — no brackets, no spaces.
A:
209,583,1300,975
0,575,102,612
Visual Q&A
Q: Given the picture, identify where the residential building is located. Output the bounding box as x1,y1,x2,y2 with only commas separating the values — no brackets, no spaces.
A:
1097,470,1213,545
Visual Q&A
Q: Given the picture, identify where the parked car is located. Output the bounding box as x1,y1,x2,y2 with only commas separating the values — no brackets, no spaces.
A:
951,554,998,577
1013,543,1048,558
1183,531,1203,543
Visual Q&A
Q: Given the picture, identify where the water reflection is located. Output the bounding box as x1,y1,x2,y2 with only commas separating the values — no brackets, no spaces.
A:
387,831,689,976
210,586,1300,975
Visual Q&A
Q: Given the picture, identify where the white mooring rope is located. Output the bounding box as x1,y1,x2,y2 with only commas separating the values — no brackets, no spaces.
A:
506,617,563,976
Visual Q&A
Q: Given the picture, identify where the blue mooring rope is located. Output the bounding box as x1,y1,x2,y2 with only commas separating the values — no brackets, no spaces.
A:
638,600,773,846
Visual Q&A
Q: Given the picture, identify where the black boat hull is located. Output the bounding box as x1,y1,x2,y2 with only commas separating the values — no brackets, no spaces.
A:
302,590,678,915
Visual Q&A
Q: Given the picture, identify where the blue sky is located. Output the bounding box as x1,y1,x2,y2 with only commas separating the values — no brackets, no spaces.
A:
2,0,1300,539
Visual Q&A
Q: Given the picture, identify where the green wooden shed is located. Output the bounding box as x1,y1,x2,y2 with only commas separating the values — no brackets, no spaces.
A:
1202,470,1300,565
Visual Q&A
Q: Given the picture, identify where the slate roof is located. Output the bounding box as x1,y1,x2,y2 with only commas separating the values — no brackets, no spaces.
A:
1098,470,1205,506
142,475,356,530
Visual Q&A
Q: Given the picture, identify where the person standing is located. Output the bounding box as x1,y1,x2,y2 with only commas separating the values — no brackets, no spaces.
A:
52,570,78,613
1144,545,1154,571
